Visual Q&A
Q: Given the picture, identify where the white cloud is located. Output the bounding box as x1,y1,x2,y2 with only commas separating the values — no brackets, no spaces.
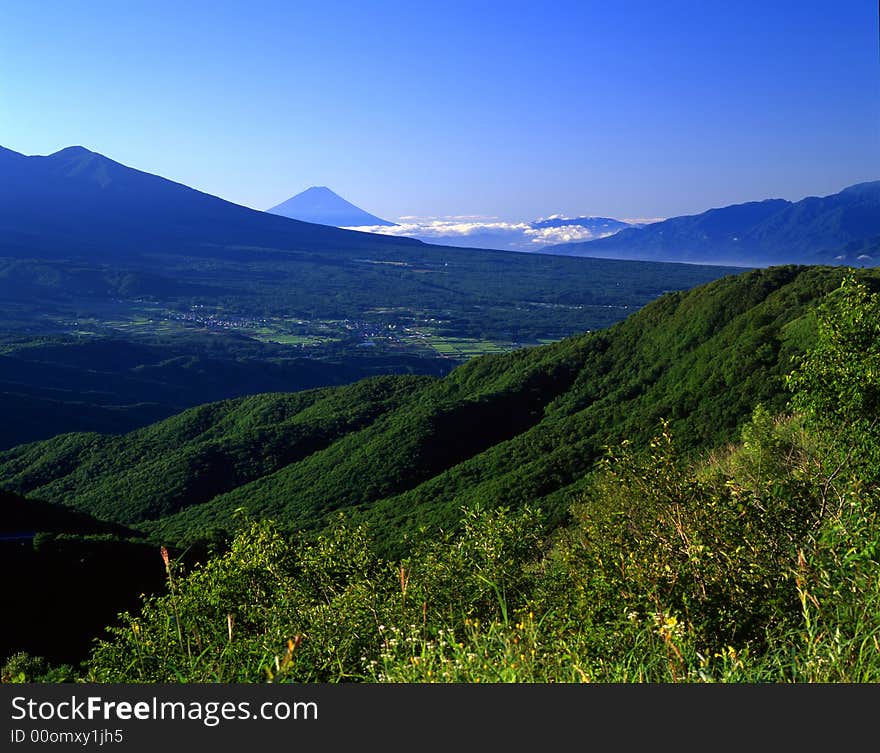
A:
395,214,499,222
343,219,530,238
523,226,618,245
622,217,665,226
343,214,639,251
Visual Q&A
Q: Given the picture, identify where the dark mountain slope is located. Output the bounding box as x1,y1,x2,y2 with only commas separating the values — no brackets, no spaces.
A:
0,146,420,260
0,488,133,537
0,489,163,665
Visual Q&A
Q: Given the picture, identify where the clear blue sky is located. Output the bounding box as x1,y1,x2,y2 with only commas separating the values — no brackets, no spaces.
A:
1,0,878,221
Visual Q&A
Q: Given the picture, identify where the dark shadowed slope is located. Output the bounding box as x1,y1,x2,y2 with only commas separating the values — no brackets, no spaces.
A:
0,488,165,664
0,146,419,260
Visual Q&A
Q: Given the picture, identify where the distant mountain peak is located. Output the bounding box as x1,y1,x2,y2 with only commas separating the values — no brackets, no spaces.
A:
51,145,95,157
42,145,120,187
297,186,341,199
530,215,632,231
268,186,396,228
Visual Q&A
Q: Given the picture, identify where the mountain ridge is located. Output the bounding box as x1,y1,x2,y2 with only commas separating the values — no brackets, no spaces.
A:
545,182,880,266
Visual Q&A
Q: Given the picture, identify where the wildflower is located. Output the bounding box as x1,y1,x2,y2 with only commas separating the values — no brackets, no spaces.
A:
653,611,683,640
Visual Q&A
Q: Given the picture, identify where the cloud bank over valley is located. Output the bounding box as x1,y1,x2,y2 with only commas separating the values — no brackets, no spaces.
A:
344,214,662,252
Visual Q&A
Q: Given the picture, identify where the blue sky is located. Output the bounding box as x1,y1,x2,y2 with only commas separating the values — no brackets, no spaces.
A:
1,0,878,222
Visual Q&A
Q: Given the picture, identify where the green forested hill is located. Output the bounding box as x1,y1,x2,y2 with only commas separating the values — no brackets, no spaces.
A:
0,265,863,554
0,332,452,450
0,376,429,522
67,267,880,685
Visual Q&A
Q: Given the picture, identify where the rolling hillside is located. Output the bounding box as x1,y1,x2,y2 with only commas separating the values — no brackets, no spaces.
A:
0,264,859,556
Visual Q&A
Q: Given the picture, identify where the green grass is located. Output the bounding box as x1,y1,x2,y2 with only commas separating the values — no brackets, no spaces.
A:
422,334,514,357
254,334,335,346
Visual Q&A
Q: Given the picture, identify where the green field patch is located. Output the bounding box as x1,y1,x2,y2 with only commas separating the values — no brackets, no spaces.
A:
252,334,338,346
421,334,513,358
